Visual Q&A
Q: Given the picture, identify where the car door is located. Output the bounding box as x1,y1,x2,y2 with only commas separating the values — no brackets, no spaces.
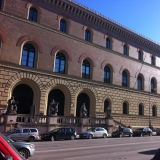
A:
123,128,128,136
94,128,101,137
9,129,22,140
56,128,65,139
21,129,31,140
65,128,72,139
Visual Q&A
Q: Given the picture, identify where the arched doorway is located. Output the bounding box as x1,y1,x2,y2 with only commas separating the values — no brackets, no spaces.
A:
12,84,33,114
48,89,65,116
76,93,90,117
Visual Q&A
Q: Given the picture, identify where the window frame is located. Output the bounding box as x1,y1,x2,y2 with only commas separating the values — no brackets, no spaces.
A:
151,56,155,66
122,71,128,87
54,52,66,74
152,106,157,116
21,43,36,68
123,44,128,56
85,29,91,42
139,104,143,115
151,78,156,93
60,19,67,33
137,75,143,90
138,51,143,61
104,66,111,83
28,6,38,22
123,102,128,114
82,59,90,79
106,38,111,49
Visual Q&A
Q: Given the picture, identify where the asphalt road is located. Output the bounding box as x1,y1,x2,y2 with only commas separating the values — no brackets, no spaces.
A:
30,136,160,160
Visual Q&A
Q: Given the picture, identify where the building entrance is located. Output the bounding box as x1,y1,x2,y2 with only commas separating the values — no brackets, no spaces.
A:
48,89,65,116
76,93,90,117
12,84,33,114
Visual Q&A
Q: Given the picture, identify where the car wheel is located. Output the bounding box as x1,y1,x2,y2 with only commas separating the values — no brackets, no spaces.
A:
50,136,55,141
70,135,75,140
140,133,143,137
28,136,35,142
89,134,93,139
119,134,122,138
130,134,133,137
103,133,107,138
19,149,30,159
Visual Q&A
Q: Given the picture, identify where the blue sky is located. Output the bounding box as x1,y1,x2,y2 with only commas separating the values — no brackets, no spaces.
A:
75,0,160,44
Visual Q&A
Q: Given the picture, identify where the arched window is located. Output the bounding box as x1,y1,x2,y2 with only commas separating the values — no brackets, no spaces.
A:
151,56,155,65
104,66,110,83
29,7,38,22
85,29,91,42
104,100,109,112
138,51,142,61
123,102,128,114
60,19,67,33
0,0,2,10
152,106,156,116
123,45,128,55
151,78,156,93
122,71,127,87
82,60,90,79
106,38,111,49
137,75,142,90
21,44,35,68
139,104,143,115
54,52,66,74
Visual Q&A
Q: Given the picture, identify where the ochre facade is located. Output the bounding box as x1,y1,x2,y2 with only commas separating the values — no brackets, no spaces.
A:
0,0,160,128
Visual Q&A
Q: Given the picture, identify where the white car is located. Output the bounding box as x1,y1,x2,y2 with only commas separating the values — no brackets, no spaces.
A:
79,127,108,139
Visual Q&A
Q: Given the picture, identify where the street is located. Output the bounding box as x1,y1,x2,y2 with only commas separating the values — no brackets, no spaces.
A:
30,136,160,160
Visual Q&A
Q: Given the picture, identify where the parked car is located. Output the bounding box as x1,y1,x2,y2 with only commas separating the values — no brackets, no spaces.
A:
79,127,108,139
41,128,77,141
0,133,25,160
112,127,133,137
133,128,152,137
156,129,160,135
6,137,35,159
4,128,41,142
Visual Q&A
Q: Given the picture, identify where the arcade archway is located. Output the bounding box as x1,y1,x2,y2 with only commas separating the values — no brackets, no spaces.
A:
12,84,33,114
76,93,90,117
48,89,65,116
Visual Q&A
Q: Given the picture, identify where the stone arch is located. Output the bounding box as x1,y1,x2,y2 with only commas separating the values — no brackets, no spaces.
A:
57,14,71,25
83,25,94,35
102,95,113,113
16,35,43,53
51,45,72,61
25,2,43,14
4,72,43,114
104,33,114,42
122,41,130,49
119,65,129,74
44,78,73,116
0,28,7,43
73,83,98,117
101,59,115,72
78,53,96,67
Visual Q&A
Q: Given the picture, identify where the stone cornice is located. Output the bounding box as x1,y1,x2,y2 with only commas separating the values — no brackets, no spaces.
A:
0,60,159,98
43,0,160,52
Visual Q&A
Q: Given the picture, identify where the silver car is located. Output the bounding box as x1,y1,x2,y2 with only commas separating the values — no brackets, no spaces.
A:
4,128,41,142
80,127,108,139
6,137,35,159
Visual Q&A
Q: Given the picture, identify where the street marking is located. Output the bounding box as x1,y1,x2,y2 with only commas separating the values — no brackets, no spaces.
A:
35,140,160,153
64,147,158,160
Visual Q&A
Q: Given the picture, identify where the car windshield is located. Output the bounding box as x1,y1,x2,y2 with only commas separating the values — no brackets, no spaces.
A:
5,129,15,133
48,128,59,133
87,128,95,132
116,128,123,132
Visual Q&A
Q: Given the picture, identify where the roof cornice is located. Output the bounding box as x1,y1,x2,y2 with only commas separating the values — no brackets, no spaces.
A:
44,0,160,52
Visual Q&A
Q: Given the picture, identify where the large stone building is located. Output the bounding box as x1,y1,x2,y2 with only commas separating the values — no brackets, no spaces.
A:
0,0,160,128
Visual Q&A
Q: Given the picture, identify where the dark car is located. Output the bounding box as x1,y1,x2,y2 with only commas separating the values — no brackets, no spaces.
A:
112,127,133,138
41,128,77,141
133,128,152,137
6,137,35,159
